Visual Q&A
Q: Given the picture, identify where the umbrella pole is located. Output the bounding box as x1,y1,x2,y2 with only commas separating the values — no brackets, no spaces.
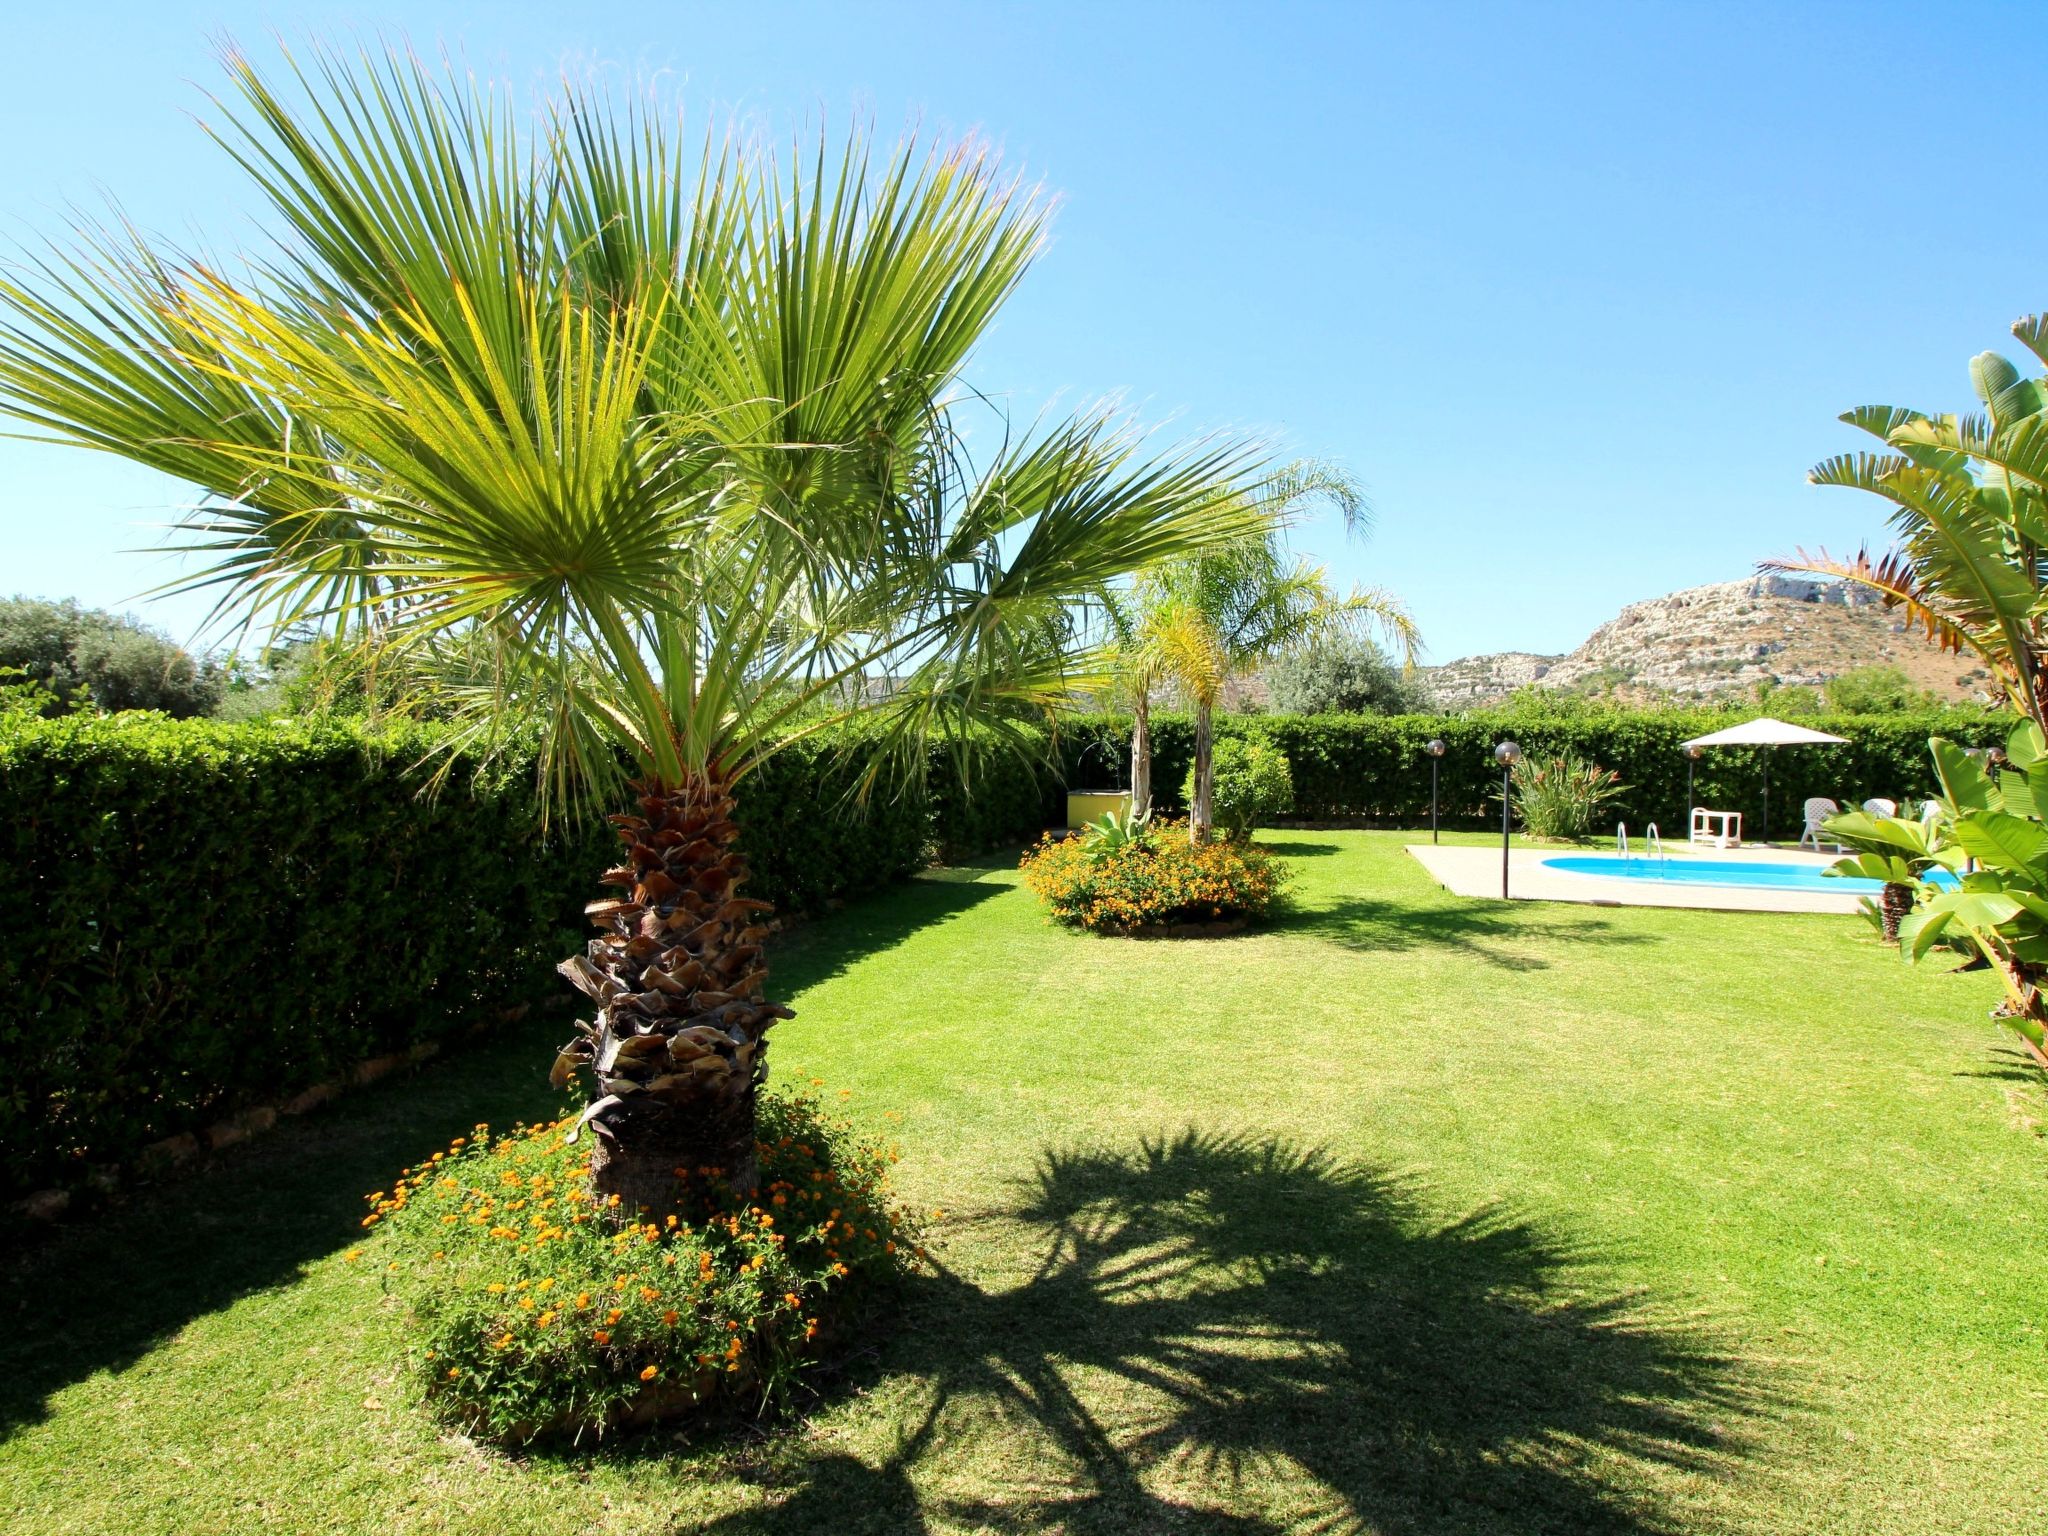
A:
1761,749,1770,845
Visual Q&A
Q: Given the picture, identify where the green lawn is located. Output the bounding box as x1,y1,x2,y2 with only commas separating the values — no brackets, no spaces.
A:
4,831,2044,1534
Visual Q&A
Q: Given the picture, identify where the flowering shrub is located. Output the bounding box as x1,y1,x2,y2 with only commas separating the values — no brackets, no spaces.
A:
355,1088,919,1442
1019,819,1289,933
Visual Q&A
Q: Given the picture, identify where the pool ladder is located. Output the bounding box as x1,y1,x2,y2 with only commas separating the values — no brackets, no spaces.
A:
1616,821,1669,874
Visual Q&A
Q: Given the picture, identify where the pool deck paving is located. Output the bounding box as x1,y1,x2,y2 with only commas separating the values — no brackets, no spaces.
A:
1404,841,1865,914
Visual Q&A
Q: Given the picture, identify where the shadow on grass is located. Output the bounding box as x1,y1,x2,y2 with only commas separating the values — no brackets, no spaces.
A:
697,1131,1768,1536
0,1005,577,1440
0,866,1011,1441
1256,838,1342,858
771,855,1015,995
1278,894,1656,971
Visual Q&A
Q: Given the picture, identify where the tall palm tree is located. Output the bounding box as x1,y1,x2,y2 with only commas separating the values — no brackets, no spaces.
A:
0,44,1266,1217
1123,464,1413,842
1769,318,2048,734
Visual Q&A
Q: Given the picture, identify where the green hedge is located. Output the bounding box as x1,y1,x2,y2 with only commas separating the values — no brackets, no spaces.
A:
7,701,2010,1199
0,715,1036,1200
1056,707,2011,834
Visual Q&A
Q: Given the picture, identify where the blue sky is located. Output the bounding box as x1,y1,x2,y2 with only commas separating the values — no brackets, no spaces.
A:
3,0,2044,662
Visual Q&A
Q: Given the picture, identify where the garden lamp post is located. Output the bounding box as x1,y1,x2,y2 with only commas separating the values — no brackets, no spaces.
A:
1495,740,1521,899
1684,744,1703,822
1426,737,1446,843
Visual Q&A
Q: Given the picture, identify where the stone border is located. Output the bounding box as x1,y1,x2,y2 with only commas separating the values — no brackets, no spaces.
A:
9,1003,538,1223
1120,916,1250,939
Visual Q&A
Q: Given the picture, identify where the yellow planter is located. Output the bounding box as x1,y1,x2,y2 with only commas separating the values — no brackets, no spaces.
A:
1066,789,1132,829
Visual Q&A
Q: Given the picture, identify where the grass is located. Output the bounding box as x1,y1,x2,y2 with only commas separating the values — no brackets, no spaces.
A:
3,829,2044,1534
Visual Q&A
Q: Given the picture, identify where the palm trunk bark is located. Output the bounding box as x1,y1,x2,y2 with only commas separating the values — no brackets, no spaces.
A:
1190,702,1215,845
1130,691,1152,821
1879,881,1913,944
554,774,791,1224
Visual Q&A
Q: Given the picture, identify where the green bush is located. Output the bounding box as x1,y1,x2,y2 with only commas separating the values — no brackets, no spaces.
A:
0,595,223,717
1508,753,1627,840
1264,635,1428,715
0,714,1034,1199
361,1089,917,1441
1184,737,1294,841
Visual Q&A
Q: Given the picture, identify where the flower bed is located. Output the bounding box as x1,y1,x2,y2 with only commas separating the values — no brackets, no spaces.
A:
1019,820,1288,934
355,1089,919,1443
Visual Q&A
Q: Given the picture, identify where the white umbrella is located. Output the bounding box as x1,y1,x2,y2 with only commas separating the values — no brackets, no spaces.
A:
1680,717,1848,844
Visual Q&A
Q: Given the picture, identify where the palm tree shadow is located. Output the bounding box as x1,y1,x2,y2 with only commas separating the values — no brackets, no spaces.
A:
1279,895,1656,972
770,857,1016,994
703,1132,1772,1535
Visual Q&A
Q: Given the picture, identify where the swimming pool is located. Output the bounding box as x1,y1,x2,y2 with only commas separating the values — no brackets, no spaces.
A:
1537,855,1955,895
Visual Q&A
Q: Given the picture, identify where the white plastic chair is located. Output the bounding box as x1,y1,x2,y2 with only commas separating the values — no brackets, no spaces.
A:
1862,797,1898,819
1799,797,1841,851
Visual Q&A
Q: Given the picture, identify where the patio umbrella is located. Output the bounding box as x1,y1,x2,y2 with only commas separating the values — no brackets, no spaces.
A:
1679,716,1848,844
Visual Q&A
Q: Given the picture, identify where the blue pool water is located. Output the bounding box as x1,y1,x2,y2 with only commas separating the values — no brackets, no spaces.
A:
1538,856,1956,894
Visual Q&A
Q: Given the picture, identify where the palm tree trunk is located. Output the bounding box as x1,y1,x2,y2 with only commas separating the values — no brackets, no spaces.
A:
554,774,791,1224
1879,881,1913,944
1190,703,1215,845
1129,691,1152,820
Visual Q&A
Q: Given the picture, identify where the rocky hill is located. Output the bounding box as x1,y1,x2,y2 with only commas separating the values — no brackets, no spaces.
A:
1422,574,1992,709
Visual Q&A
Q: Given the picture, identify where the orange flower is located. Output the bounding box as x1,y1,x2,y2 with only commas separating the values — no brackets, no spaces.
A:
639,1365,659,1381
593,1329,612,1344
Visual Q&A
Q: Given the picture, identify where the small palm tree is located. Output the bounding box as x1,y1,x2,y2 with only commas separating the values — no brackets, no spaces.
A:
1107,460,1400,834
1138,480,1416,842
1769,320,2048,733
0,45,1265,1216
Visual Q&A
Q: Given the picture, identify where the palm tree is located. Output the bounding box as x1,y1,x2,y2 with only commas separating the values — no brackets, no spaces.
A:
1769,319,2048,734
0,44,1266,1218
1140,511,1416,844
1107,460,1392,831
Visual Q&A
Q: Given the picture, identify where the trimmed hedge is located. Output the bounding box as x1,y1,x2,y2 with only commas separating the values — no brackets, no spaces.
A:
0,715,1039,1200
1056,707,2012,834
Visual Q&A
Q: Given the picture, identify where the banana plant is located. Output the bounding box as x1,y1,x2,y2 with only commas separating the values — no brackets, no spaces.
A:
1893,723,2048,1065
1819,802,1954,942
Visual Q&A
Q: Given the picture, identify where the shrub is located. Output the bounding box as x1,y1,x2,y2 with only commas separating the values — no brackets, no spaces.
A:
1509,753,1627,840
1184,737,1294,840
1020,821,1289,933
359,1089,918,1442
1823,665,1937,714
1264,635,1428,715
0,595,223,717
